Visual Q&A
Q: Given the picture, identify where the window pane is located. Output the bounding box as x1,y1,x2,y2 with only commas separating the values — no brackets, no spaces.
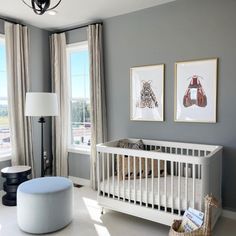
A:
68,43,91,148
0,39,11,155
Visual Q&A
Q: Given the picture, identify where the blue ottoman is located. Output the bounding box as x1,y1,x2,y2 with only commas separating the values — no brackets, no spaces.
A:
17,177,73,234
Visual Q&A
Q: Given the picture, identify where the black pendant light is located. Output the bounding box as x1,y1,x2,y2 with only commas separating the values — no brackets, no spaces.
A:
22,0,62,15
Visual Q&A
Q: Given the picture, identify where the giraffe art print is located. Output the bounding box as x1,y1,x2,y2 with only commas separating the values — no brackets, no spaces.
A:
130,64,164,121
138,80,158,109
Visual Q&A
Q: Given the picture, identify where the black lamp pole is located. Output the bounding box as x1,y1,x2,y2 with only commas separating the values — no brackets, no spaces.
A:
38,117,45,177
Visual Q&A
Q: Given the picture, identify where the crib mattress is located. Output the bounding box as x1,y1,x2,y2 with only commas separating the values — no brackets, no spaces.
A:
100,176,202,211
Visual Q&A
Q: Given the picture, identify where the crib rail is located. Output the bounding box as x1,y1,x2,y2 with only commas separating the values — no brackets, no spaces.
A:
97,138,221,153
96,138,222,223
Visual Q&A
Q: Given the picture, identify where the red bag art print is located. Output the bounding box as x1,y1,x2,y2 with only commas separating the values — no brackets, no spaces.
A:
183,75,207,108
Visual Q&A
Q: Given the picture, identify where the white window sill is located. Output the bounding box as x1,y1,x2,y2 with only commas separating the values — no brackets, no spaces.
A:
68,146,91,155
0,153,11,162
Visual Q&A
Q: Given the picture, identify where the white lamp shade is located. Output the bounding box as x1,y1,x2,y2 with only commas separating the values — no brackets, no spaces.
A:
25,92,59,117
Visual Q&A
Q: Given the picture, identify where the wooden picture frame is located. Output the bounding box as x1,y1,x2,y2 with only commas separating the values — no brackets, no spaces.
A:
174,58,218,123
130,64,165,121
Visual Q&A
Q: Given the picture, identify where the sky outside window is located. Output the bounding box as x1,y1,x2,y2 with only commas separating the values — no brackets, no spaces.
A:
70,49,90,100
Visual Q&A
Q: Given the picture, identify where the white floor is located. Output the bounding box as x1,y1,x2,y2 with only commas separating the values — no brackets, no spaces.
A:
0,187,236,236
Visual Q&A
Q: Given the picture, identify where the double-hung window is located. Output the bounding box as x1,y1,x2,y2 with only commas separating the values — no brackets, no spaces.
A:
67,41,91,153
0,34,11,159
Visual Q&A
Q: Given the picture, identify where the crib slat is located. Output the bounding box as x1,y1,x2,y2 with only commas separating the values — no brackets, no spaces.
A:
134,156,136,204
118,155,120,200
180,149,183,176
107,153,110,197
165,160,167,212
112,153,115,199
102,153,105,197
171,147,177,174
185,162,188,209
198,150,201,179
171,161,174,213
193,164,196,208
200,165,204,211
123,155,125,202
145,157,148,207
178,162,181,215
128,155,131,203
158,159,160,210
139,157,142,206
199,164,203,211
97,152,100,196
152,158,154,209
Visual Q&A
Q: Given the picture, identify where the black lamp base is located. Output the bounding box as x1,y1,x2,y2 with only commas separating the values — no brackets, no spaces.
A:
38,117,45,177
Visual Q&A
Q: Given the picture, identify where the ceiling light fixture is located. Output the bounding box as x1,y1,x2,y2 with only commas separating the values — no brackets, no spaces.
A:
22,0,62,15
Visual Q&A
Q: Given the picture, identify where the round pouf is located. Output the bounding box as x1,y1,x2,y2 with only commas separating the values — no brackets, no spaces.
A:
17,177,73,234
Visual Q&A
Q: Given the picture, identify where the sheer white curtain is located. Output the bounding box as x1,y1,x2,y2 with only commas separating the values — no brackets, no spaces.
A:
5,22,35,176
88,24,107,189
50,33,69,177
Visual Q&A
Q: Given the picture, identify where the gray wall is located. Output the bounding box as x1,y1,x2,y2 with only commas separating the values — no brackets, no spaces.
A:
103,0,236,211
66,27,87,45
66,27,90,180
0,19,3,32
68,153,90,180
0,19,51,187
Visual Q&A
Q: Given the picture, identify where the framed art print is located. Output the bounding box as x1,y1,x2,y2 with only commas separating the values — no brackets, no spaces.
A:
130,64,164,121
174,58,218,123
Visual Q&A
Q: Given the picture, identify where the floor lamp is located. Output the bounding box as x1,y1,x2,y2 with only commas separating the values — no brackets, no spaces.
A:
25,92,59,177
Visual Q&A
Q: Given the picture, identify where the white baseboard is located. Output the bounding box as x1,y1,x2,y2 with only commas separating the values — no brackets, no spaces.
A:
69,176,90,186
222,209,236,220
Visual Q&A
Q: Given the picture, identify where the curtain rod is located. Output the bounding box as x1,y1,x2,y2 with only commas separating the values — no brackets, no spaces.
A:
0,16,25,26
54,21,103,34
0,15,102,33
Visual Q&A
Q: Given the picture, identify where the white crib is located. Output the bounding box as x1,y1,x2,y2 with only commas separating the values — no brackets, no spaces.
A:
96,138,222,227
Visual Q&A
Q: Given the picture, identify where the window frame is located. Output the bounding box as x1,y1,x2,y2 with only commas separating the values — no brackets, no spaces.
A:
66,41,91,155
0,33,11,161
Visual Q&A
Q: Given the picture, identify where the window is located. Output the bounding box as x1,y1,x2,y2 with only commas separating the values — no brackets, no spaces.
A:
67,42,91,151
0,34,11,158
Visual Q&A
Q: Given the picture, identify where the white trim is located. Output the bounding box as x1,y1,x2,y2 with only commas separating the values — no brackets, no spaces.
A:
67,41,88,50
0,34,11,160
67,42,72,148
222,209,236,220
69,176,90,186
0,34,5,43
0,154,11,162
66,41,91,150
68,146,90,155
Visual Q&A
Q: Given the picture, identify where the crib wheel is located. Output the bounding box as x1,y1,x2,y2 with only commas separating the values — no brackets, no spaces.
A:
101,207,105,215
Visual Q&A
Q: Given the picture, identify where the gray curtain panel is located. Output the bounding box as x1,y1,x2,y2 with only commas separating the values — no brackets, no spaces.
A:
50,33,69,177
5,22,35,176
88,23,107,190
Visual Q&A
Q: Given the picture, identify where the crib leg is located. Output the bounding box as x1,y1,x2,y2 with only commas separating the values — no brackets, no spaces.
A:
101,207,105,215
